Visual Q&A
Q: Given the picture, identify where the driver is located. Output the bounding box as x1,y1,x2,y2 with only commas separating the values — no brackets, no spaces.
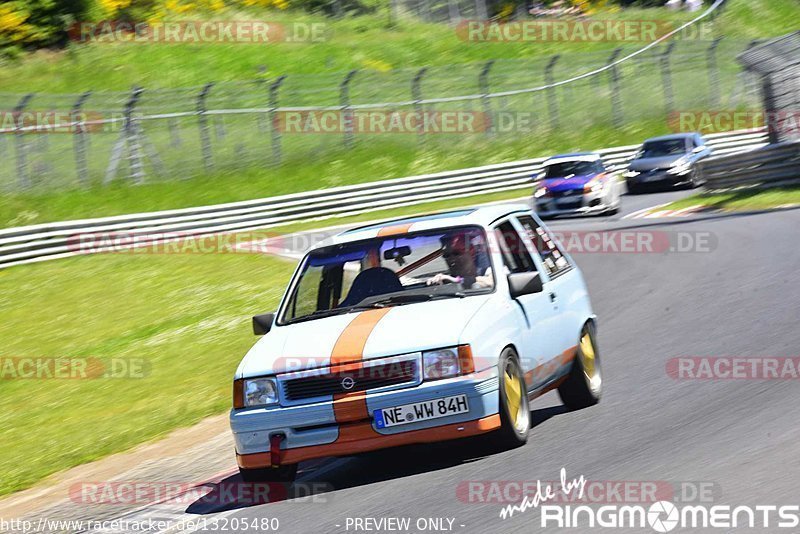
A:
427,233,493,289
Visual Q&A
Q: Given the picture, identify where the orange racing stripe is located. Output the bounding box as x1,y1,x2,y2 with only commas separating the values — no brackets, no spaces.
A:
524,345,578,387
377,223,412,237
330,308,393,431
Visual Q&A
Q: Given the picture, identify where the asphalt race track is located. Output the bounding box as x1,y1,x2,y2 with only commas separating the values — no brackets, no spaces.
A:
15,189,799,534
170,190,800,533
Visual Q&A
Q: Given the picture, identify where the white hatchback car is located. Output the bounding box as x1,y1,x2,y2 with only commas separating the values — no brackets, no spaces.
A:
230,205,602,482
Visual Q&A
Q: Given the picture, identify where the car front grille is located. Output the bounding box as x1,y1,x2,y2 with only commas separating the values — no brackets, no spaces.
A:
550,189,583,198
281,358,419,401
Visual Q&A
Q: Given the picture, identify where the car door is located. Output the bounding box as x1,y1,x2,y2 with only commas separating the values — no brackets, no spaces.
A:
493,218,563,391
515,214,585,380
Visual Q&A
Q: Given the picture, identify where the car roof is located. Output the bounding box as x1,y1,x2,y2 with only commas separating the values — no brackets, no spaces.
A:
543,152,601,165
322,204,532,247
643,133,696,142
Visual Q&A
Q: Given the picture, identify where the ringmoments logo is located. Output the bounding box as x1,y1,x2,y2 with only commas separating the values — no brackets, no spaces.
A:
497,468,799,531
539,502,800,531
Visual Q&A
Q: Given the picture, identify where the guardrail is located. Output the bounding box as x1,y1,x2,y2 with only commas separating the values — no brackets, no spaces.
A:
0,128,766,270
699,140,800,191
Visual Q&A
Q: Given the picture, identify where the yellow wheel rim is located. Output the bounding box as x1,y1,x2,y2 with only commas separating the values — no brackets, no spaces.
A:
504,363,526,432
580,332,596,379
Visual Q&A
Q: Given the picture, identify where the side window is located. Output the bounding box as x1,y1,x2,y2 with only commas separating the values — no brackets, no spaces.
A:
495,221,536,274
517,215,571,278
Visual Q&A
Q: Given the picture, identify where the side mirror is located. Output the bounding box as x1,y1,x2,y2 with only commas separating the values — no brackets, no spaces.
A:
253,313,275,335
507,272,544,299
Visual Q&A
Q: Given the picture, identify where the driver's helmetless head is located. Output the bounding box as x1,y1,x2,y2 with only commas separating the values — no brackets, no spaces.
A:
442,233,477,278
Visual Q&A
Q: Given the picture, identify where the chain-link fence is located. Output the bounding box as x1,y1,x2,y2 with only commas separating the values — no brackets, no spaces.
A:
739,31,800,144
0,38,763,193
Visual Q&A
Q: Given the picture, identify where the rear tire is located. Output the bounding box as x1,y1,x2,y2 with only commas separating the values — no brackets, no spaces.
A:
239,464,298,483
558,323,602,410
495,348,531,448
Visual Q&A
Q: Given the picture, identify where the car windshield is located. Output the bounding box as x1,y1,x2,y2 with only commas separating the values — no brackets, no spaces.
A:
543,160,602,178
279,226,494,324
640,139,687,158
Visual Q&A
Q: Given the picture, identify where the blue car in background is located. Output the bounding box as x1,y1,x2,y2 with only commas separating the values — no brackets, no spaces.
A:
533,153,621,219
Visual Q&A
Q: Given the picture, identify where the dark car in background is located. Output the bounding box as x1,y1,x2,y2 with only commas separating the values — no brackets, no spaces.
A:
624,133,712,193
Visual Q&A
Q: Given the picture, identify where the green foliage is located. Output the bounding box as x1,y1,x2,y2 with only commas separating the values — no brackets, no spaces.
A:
0,0,91,54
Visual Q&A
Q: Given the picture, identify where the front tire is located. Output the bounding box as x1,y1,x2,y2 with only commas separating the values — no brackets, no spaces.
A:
687,168,702,189
495,348,531,448
558,323,602,409
239,464,298,483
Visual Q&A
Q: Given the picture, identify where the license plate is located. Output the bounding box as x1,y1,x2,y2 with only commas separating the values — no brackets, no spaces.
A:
374,395,469,429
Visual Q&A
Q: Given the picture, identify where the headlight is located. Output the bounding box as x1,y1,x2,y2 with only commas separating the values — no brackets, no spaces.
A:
667,162,691,175
534,187,548,198
624,170,640,177
667,157,691,174
584,180,604,193
671,156,689,168
244,377,279,407
422,348,460,380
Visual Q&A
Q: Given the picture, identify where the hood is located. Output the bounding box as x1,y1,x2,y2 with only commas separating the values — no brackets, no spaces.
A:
236,295,493,378
540,174,596,192
628,155,685,171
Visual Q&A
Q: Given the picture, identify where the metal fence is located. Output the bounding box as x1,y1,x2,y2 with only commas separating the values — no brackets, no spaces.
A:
695,32,800,192
739,31,800,144
699,140,800,191
0,37,762,193
0,128,767,270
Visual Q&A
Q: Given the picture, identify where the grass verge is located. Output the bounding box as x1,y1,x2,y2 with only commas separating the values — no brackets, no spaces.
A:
663,186,800,212
0,1,796,92
1,120,659,227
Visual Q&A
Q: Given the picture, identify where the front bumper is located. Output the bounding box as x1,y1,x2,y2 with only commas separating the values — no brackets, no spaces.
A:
231,372,500,468
626,168,690,187
534,189,612,216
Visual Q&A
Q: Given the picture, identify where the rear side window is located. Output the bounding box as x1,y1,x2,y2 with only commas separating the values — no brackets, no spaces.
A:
495,222,536,274
517,215,571,278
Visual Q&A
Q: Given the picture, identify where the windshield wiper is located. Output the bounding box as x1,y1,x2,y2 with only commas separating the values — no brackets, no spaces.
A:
286,304,377,324
364,291,467,308
286,292,468,324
